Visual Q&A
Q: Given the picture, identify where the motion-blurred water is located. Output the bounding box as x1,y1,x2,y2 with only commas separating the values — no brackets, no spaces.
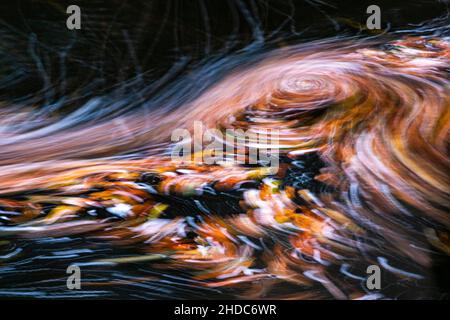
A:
0,0,449,299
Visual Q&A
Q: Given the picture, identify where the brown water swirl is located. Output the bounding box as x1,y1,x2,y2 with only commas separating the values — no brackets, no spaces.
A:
0,36,448,299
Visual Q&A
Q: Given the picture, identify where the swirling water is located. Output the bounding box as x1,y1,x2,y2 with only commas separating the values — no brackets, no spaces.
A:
0,2,449,300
